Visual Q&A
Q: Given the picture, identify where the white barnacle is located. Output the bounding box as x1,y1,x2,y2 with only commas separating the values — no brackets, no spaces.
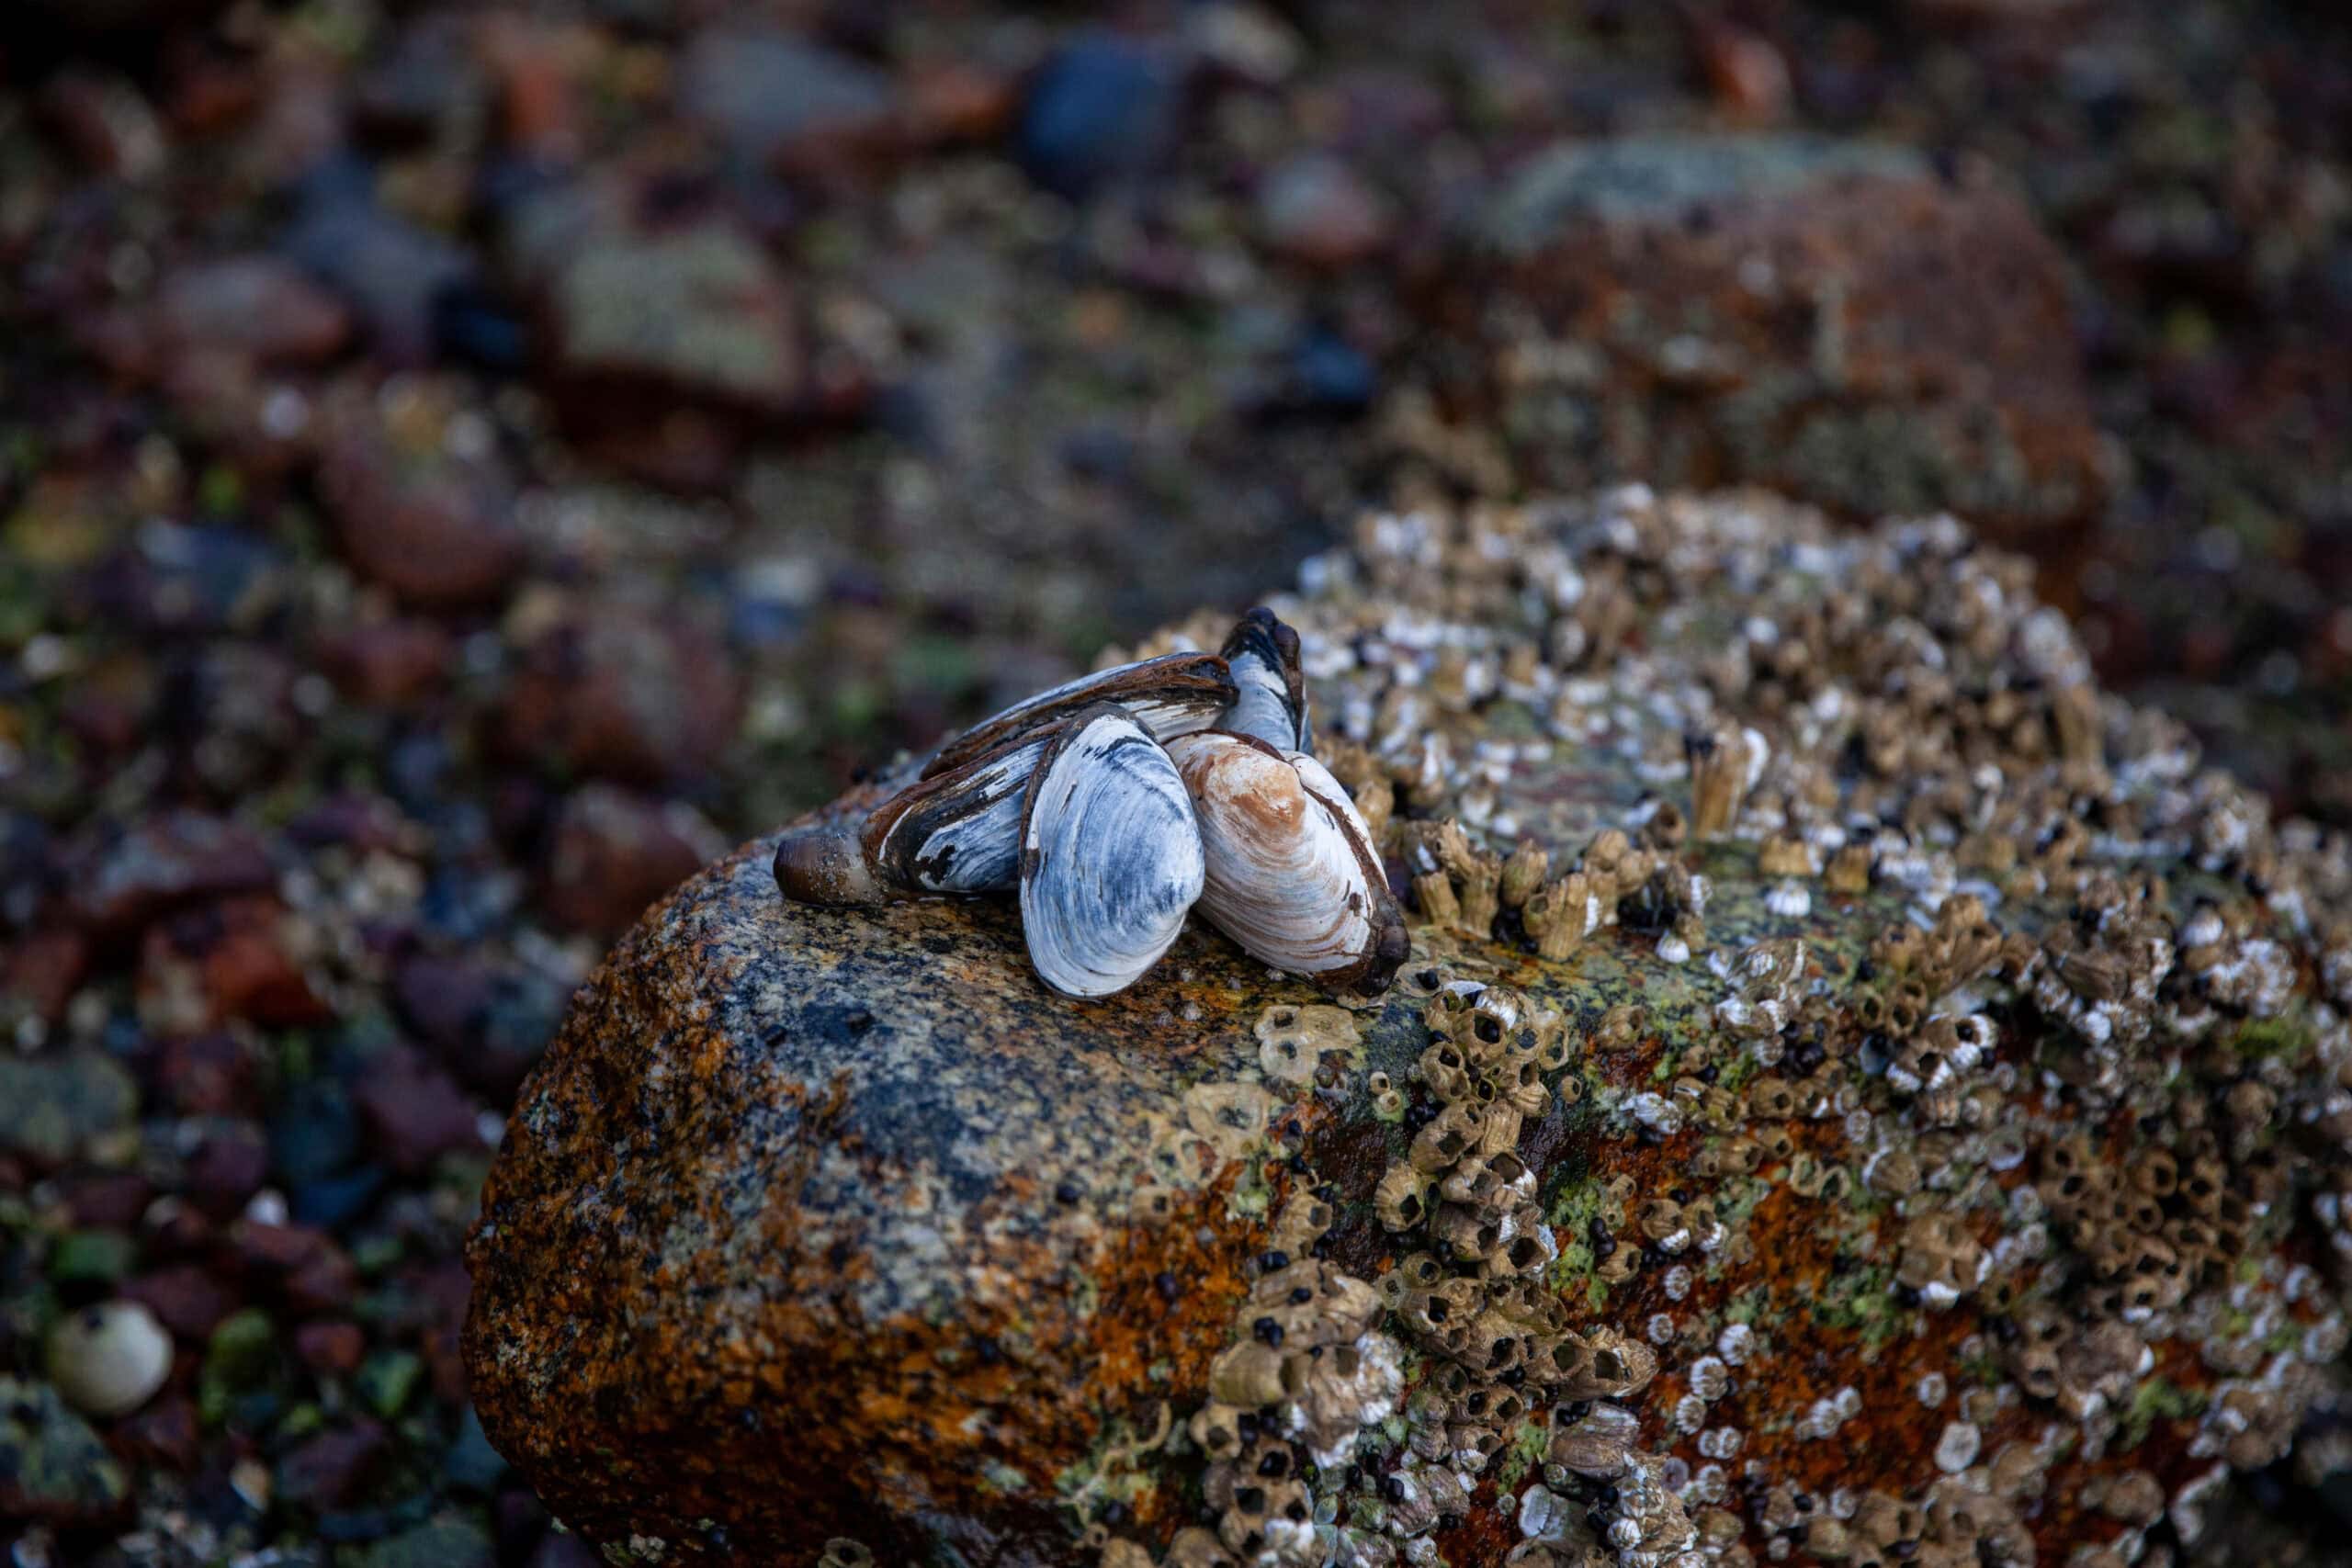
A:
1934,1421,1981,1473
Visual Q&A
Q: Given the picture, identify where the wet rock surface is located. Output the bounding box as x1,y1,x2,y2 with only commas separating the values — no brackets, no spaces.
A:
470,491,2352,1565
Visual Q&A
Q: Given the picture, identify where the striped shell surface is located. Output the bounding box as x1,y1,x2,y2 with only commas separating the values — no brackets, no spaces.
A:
862,727,1060,894
1217,606,1311,753
922,650,1237,781
1161,730,1407,995
1018,705,1207,999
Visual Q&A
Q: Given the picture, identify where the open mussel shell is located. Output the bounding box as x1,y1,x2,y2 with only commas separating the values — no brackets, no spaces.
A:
1218,606,1311,753
1019,704,1206,999
860,726,1059,895
922,650,1237,781
1163,731,1407,996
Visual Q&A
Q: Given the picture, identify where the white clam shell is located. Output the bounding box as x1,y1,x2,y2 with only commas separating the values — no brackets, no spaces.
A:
1019,705,1205,998
1219,607,1311,753
923,650,1236,780
1164,731,1405,993
862,728,1058,893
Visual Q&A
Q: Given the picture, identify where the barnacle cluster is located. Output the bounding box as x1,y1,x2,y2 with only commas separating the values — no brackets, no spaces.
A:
1172,1199,1406,1566
1069,487,2352,1568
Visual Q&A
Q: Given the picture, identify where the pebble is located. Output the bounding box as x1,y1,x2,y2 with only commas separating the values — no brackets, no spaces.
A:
0,1052,138,1168
357,1349,425,1418
498,603,741,786
155,255,352,367
1258,152,1393,268
122,1264,240,1340
539,785,727,934
445,1404,510,1493
183,1119,272,1217
281,180,476,366
278,1418,390,1510
679,27,898,172
356,1519,497,1568
353,1044,484,1175
46,1302,174,1417
0,1377,128,1524
49,1229,136,1284
64,811,275,942
35,68,165,179
232,1221,358,1314
271,1077,364,1186
296,1320,370,1378
541,213,805,416
390,953,562,1100
158,1032,263,1118
316,414,527,610
320,618,458,708
1017,33,1181,197
295,1166,389,1230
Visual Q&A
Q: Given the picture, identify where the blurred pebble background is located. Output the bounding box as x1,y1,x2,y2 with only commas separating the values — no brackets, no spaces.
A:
0,0,2346,1563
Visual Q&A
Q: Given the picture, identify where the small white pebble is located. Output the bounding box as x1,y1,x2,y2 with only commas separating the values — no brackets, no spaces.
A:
45,1303,172,1417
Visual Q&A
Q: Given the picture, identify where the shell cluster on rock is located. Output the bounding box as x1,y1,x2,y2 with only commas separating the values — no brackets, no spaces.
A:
774,608,1409,998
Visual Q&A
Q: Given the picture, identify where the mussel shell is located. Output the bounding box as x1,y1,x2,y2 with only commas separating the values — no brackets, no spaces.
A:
773,819,882,907
862,726,1058,894
1019,705,1206,999
1218,607,1311,753
1164,731,1407,995
922,651,1237,781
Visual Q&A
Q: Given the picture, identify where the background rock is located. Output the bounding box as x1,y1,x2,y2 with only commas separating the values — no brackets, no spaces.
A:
1416,135,2106,536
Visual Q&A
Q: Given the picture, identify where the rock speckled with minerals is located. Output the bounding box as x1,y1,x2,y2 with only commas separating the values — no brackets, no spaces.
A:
466,488,2352,1566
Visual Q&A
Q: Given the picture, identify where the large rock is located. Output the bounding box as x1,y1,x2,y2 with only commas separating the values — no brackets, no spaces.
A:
467,491,2352,1565
1413,136,2106,536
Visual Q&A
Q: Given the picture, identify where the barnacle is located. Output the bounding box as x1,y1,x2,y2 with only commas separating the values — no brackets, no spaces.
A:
1255,1002,1357,1085
1687,723,1767,839
1548,1401,1641,1479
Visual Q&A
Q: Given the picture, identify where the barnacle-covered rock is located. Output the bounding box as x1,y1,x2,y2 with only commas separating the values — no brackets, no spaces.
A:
468,490,2352,1567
